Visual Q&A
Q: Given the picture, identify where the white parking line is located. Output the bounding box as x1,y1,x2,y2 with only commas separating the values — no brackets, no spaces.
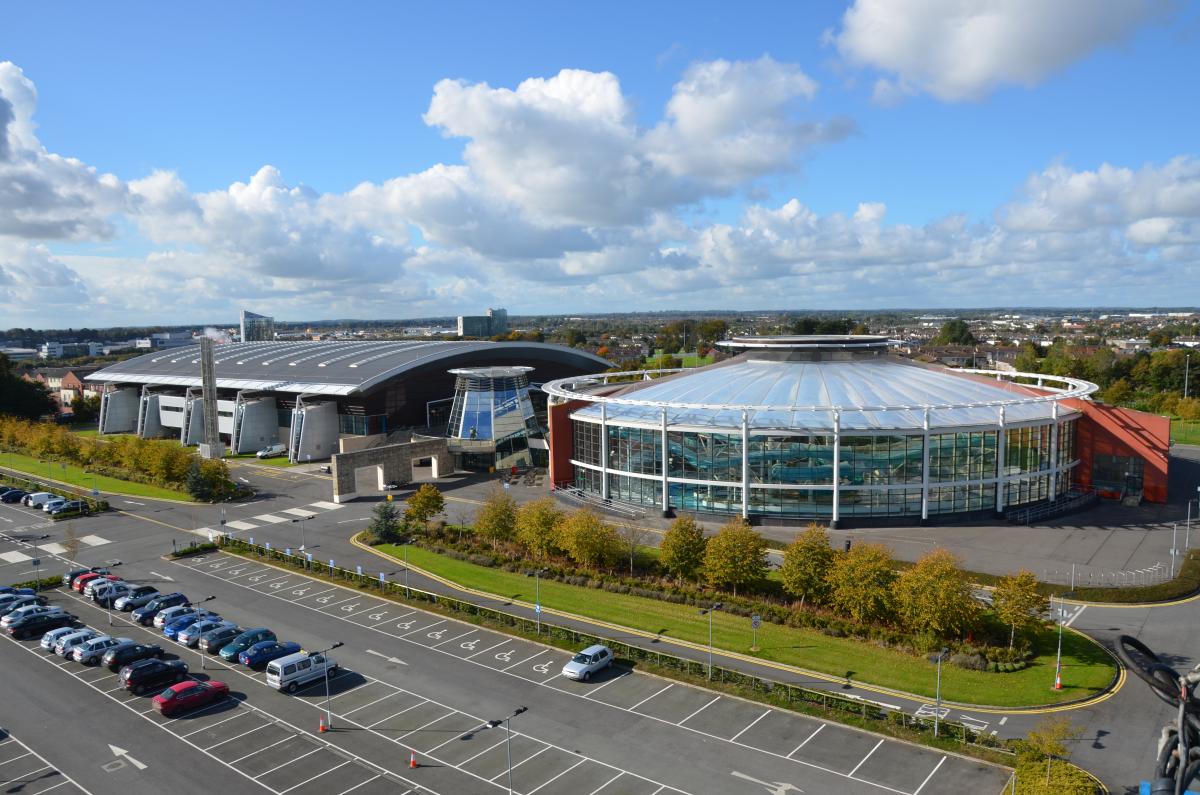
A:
502,649,548,671
229,736,293,764
181,711,257,738
463,638,510,660
913,755,947,795
630,684,673,711
331,775,381,795
399,619,444,638
342,692,400,716
491,744,549,779
454,735,508,766
578,670,630,697
395,710,456,740
430,628,476,648
678,696,721,725
278,760,351,794
789,723,824,756
526,758,587,795
365,700,429,728
586,772,624,795
254,746,324,779
729,709,772,743
848,739,885,777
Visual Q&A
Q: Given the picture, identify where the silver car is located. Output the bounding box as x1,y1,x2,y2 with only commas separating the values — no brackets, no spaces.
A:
155,605,198,629
56,629,101,658
41,626,79,651
73,635,130,665
177,620,233,648
114,586,159,611
1,604,63,628
560,644,613,681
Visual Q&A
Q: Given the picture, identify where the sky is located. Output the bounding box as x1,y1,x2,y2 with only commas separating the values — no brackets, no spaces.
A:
2,0,1199,328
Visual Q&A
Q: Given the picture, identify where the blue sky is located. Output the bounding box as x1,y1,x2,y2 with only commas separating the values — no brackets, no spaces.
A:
2,0,1198,327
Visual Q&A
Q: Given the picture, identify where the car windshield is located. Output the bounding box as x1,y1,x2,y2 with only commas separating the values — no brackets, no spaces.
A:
158,689,176,700
571,653,591,664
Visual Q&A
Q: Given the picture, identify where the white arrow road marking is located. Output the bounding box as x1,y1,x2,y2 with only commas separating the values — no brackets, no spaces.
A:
122,500,146,506
365,648,407,665
238,477,249,483
731,770,803,794
149,571,175,582
108,744,147,770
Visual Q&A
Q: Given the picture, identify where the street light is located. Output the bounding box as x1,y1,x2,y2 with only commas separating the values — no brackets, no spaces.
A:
699,602,723,680
527,568,547,635
402,537,411,598
290,514,314,552
318,641,345,729
934,646,948,738
1053,595,1064,691
192,595,216,670
1186,488,1200,554
487,706,528,795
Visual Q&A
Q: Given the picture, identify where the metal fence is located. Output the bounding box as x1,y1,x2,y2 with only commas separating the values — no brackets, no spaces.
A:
212,535,1010,755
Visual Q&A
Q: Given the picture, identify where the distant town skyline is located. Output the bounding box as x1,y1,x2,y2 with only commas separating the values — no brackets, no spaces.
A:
2,0,1198,327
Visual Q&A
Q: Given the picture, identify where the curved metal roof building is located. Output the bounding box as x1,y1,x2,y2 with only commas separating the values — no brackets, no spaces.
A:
544,336,1100,527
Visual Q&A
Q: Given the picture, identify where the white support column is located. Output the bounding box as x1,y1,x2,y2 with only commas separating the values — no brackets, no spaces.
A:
921,408,931,523
741,410,750,519
660,408,669,514
600,403,610,500
831,410,841,529
1048,402,1060,499
995,406,1007,515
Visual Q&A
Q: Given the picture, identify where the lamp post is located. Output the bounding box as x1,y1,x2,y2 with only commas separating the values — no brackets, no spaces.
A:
699,602,723,680
1053,595,1064,690
934,646,948,738
291,514,313,552
319,641,345,729
529,567,547,635
1185,353,1191,399
487,706,528,795
192,595,216,670
1187,489,1199,553
402,538,410,598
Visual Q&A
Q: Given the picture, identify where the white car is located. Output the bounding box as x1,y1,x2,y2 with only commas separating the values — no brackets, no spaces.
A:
177,620,233,648
1,604,62,628
155,605,199,629
73,635,129,665
41,626,79,651
55,629,101,658
114,585,159,611
560,644,613,682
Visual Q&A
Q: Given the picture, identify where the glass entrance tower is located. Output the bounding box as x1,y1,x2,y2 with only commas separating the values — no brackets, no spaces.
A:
445,366,545,470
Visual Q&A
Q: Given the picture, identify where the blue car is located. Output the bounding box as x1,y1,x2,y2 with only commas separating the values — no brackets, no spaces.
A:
238,640,301,668
133,593,189,626
163,611,220,641
0,587,35,597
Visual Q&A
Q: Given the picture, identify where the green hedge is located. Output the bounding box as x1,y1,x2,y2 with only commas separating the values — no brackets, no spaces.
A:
169,541,218,559
8,576,62,591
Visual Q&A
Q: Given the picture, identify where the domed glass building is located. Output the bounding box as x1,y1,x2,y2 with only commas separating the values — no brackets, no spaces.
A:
544,336,1101,526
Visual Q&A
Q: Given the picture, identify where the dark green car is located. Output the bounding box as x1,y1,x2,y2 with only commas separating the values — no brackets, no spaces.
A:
218,628,274,661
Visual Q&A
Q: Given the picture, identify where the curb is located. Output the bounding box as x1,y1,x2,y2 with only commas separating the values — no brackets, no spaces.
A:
349,533,1124,716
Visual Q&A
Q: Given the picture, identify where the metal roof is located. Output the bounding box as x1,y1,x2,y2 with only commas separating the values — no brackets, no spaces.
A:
86,340,608,397
554,356,1095,432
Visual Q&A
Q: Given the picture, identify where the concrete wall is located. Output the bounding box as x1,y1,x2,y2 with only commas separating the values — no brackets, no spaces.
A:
99,388,138,433
183,399,205,445
138,393,166,438
157,395,186,430
293,401,338,463
234,397,279,453
338,433,387,454
331,437,451,503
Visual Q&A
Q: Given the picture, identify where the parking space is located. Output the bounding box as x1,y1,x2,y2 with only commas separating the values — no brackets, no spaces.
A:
173,551,1013,795
0,729,89,794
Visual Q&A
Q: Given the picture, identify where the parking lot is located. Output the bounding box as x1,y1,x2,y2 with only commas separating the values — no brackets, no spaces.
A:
170,550,1011,795
0,727,90,794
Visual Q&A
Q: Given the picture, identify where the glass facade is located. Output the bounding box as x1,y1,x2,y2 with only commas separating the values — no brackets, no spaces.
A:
570,417,1078,520
446,367,544,469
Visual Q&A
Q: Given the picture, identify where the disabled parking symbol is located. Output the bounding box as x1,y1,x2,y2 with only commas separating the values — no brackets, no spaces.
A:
460,639,479,651
341,603,360,612
317,595,334,604
226,568,244,576
368,611,388,621
495,650,514,662
396,620,415,630
427,629,446,639
532,661,552,674
270,581,287,589
292,588,309,596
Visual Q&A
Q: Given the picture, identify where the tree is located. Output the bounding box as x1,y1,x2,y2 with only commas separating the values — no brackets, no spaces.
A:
1025,715,1079,786
779,523,835,606
558,509,620,569
405,484,444,532
704,518,768,595
993,569,1047,648
659,515,707,583
617,522,651,576
1101,377,1133,406
474,486,517,548
826,543,896,625
185,458,235,502
0,354,57,419
185,460,208,501
70,394,102,424
366,501,404,544
515,497,564,560
932,319,977,345
892,548,979,637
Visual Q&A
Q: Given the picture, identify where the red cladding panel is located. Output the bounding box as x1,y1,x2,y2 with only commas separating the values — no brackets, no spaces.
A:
1067,399,1170,503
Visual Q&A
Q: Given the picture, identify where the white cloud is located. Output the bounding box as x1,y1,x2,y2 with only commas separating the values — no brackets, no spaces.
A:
834,0,1170,102
0,62,127,239
0,241,91,317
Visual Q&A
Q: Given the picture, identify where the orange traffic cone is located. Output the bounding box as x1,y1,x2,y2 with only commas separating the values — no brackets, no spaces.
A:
319,717,328,733
1053,670,1062,691
409,751,418,769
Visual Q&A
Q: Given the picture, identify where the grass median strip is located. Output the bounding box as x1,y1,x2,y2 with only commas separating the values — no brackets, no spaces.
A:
0,450,193,501
374,542,1115,708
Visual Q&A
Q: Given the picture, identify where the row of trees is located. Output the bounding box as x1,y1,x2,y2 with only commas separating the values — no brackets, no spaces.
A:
0,353,57,419
0,414,236,500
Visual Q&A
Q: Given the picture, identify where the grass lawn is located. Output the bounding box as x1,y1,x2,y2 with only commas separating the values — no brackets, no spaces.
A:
0,451,193,501
375,543,1115,707
1172,417,1200,446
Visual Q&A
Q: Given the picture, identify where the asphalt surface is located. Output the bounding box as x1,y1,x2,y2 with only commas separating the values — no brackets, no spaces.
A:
5,452,1199,792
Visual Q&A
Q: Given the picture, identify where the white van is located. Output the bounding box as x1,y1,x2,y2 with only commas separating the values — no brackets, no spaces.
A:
266,650,338,693
24,492,57,509
256,444,287,459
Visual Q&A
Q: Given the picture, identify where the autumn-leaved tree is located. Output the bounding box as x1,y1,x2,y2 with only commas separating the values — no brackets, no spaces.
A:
827,543,896,625
474,486,517,548
515,497,564,560
405,483,445,532
659,516,707,583
703,518,768,596
558,509,620,569
1025,715,1079,787
779,523,835,606
617,523,651,575
892,548,979,638
993,569,1048,648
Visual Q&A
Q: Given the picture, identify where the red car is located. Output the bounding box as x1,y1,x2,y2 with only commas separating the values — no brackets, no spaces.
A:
73,573,120,593
152,680,229,717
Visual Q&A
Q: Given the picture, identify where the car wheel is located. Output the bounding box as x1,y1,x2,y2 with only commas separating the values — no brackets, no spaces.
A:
581,670,591,682
287,681,298,693
134,684,145,695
